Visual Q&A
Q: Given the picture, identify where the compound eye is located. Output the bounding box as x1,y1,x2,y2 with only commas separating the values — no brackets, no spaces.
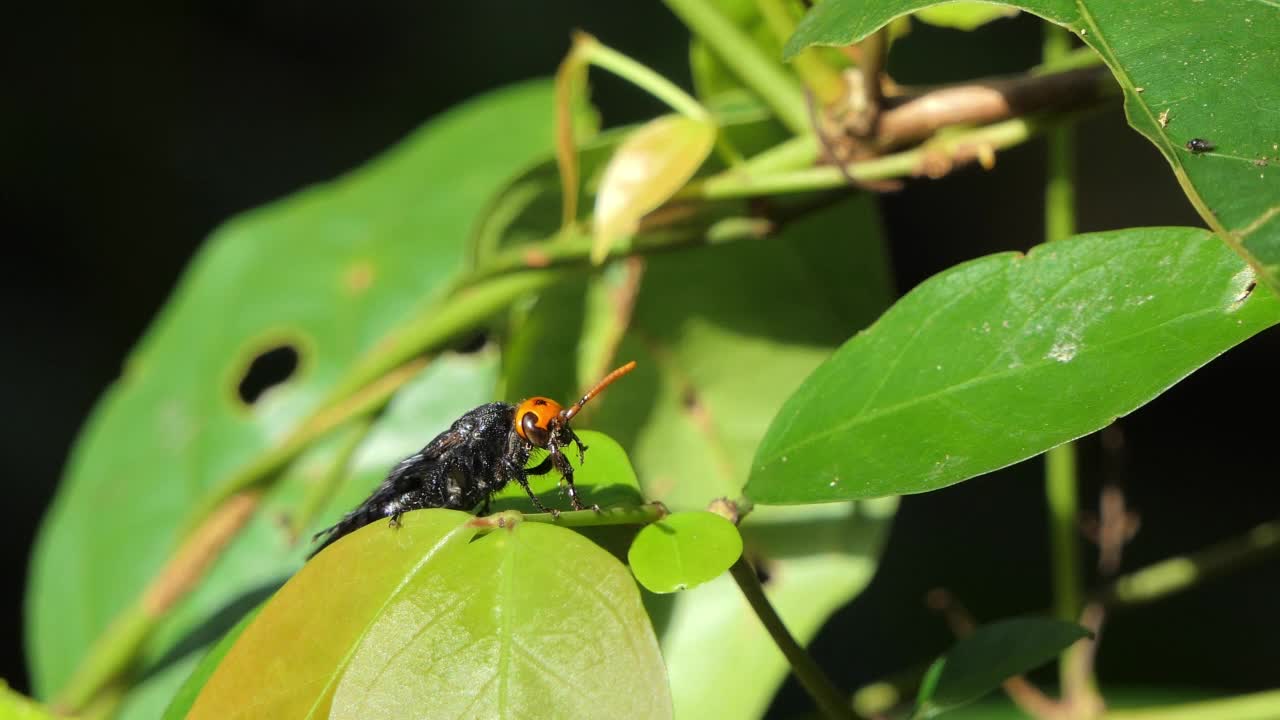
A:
521,411,551,447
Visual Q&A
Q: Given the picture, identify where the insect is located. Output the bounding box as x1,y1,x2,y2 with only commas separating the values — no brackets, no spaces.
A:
1186,138,1215,154
310,361,637,557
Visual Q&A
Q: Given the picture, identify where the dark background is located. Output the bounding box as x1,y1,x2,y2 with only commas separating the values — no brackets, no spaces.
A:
5,0,1277,710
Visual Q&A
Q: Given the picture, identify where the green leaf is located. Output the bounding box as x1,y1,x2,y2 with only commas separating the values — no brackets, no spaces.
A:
914,3,1019,30
488,430,645,513
784,0,1280,293
592,114,717,263
504,197,896,718
590,198,893,512
748,227,1280,504
189,511,670,719
161,605,261,720
113,353,501,719
658,499,898,719
26,80,559,699
629,511,743,593
915,617,1090,717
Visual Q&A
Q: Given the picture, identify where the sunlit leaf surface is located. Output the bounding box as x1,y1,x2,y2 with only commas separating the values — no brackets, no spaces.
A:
749,228,1280,504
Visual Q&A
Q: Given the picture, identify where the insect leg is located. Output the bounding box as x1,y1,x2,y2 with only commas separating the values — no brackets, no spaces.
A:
526,454,554,476
568,427,588,465
507,460,558,517
550,443,598,512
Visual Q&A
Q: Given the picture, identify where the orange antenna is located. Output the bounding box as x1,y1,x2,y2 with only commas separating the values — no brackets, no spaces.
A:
561,361,637,422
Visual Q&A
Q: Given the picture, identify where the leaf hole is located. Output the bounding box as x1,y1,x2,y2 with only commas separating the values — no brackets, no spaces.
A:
237,344,300,405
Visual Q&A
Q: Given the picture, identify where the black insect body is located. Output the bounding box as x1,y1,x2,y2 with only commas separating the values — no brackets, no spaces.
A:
310,361,637,557
1186,138,1215,153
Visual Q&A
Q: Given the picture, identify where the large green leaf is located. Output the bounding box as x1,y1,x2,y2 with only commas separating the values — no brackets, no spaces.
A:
26,81,560,698
748,227,1280,504
503,196,897,718
588,198,893,511
914,617,1090,718
189,511,669,719
161,605,262,720
784,0,1280,292
104,353,501,720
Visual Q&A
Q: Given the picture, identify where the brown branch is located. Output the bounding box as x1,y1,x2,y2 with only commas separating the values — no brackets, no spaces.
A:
143,492,262,615
876,67,1111,150
1064,425,1134,717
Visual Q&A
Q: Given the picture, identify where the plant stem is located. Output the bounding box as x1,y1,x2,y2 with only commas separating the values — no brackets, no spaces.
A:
468,502,670,533
1104,690,1280,720
754,0,845,106
687,113,1055,199
729,557,856,720
1045,444,1081,625
56,492,261,711
1041,23,1094,713
664,0,810,134
1101,517,1280,607
575,35,710,122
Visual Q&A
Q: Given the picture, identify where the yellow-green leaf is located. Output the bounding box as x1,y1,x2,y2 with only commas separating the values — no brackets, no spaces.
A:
592,114,716,264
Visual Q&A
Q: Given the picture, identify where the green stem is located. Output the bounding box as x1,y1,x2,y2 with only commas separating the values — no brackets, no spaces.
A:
576,36,709,121
729,557,856,720
1104,690,1280,720
1102,518,1280,607
464,216,773,285
686,114,1055,199
1041,23,1091,709
664,0,810,135
1045,445,1082,625
468,503,670,533
754,0,845,106
54,608,150,712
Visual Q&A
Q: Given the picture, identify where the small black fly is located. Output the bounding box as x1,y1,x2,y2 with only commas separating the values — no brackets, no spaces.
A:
310,361,637,557
1186,138,1215,154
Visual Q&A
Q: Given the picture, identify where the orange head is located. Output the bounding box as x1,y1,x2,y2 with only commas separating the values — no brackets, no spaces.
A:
514,396,563,447
512,361,637,448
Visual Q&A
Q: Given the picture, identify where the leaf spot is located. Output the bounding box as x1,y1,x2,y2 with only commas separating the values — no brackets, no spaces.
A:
343,260,376,295
1046,341,1079,363
1226,267,1257,312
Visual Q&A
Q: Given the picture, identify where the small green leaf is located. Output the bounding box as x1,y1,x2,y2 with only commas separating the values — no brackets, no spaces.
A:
915,617,1090,717
629,511,743,593
914,3,1019,30
784,0,1280,293
657,499,897,719
748,228,1280,504
489,430,645,513
592,114,716,263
